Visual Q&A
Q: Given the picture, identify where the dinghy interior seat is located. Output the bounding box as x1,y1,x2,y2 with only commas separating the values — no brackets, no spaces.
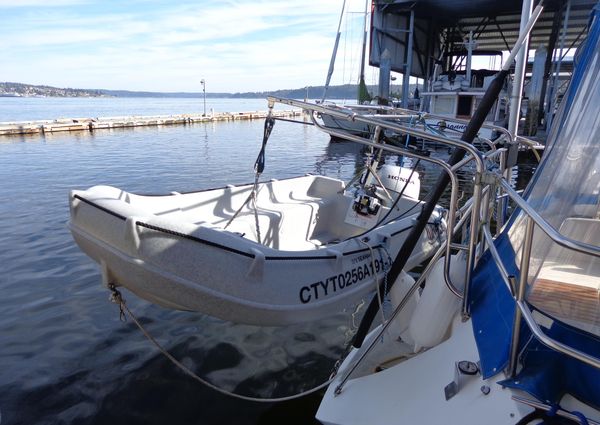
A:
93,176,378,251
75,175,424,255
215,175,348,250
234,175,388,249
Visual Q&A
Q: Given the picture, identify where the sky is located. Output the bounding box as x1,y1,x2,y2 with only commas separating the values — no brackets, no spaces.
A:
0,0,371,93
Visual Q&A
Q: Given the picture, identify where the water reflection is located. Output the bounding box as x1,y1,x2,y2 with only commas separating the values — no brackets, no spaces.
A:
0,115,537,423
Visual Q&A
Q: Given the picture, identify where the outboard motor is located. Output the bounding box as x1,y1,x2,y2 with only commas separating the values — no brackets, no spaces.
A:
376,164,420,204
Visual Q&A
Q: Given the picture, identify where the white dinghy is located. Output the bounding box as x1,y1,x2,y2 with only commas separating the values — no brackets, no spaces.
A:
70,159,445,325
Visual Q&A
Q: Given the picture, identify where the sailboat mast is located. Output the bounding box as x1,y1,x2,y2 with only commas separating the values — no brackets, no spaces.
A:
357,0,370,103
322,0,348,102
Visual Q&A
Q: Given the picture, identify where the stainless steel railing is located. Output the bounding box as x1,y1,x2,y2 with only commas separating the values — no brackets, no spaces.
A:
483,181,600,375
268,96,488,304
268,97,600,388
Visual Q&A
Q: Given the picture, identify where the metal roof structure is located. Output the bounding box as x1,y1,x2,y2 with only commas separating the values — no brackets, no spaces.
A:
369,0,596,133
440,1,593,51
371,0,594,76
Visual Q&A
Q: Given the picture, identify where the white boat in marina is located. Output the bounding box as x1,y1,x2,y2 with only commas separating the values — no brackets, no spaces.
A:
69,144,444,326
420,41,508,141
316,5,600,423
319,103,374,137
421,81,506,141
318,12,508,143
66,1,600,416
318,103,414,138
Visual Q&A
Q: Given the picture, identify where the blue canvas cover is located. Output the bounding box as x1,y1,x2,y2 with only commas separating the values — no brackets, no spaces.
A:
470,2,600,410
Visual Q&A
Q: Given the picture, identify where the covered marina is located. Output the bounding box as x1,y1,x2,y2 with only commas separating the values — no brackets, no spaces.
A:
369,0,596,137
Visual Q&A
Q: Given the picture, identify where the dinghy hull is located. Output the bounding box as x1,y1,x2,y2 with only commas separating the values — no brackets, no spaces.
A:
69,175,444,325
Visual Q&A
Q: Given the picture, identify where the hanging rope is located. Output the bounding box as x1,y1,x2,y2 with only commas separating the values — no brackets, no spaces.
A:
251,179,262,244
358,238,388,327
224,116,275,244
254,116,274,175
107,283,335,403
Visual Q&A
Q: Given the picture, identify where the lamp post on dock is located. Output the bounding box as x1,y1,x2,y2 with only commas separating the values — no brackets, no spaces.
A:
200,79,206,117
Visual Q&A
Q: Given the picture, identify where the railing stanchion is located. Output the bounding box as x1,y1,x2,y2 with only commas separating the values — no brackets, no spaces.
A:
508,216,535,377
461,170,484,318
497,149,508,235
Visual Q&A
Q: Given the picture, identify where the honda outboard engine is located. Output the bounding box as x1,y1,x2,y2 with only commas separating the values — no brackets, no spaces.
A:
376,164,420,204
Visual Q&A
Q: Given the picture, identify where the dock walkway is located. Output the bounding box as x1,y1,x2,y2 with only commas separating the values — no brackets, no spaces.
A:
0,109,301,136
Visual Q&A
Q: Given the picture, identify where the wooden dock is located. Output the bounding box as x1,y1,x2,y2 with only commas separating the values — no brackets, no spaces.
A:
0,110,302,136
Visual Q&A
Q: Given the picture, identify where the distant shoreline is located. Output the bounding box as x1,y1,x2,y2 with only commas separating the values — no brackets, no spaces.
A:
0,82,410,101
0,94,282,99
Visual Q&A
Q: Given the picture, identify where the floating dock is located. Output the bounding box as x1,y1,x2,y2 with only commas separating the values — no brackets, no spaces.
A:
0,110,302,136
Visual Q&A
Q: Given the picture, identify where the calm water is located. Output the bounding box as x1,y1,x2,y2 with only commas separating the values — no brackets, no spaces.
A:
0,97,289,122
0,97,535,424
0,97,383,425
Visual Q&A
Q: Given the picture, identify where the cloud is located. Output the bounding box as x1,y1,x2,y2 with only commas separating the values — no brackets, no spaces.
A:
0,0,368,92
0,0,88,7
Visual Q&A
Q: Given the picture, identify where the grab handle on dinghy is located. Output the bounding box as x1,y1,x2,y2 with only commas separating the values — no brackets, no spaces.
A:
125,216,143,251
69,191,81,218
326,247,343,271
376,232,391,250
100,259,115,288
246,248,265,280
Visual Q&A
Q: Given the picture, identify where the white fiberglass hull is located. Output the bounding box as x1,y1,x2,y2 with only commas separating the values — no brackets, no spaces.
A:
321,112,371,136
317,317,535,425
318,315,600,424
423,117,496,140
69,175,444,326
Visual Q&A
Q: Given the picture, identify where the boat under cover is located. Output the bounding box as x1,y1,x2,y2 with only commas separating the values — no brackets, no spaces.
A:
69,174,444,325
317,6,600,422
